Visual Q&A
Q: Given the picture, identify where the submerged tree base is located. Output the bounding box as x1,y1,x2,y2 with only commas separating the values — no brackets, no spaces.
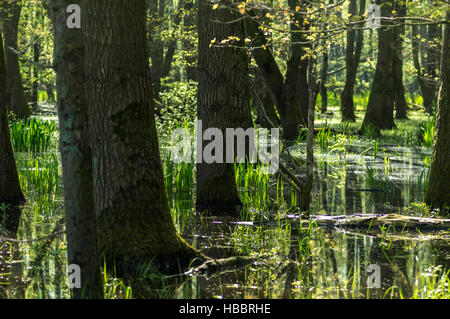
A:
196,202,243,216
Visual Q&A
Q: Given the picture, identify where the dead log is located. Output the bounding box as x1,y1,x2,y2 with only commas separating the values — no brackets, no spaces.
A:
300,213,450,231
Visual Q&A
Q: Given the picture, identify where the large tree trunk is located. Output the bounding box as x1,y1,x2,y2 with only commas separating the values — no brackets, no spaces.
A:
83,0,199,272
341,0,365,122
2,2,30,119
196,0,249,215
49,0,103,299
426,8,450,210
361,0,396,131
0,31,25,231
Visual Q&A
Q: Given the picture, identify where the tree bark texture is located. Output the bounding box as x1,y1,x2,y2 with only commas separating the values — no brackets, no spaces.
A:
0,32,25,231
83,0,198,272
341,0,365,122
196,0,251,215
426,8,450,210
2,1,30,119
49,0,103,298
361,0,396,131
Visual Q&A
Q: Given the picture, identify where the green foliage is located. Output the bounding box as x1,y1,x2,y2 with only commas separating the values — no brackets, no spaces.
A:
0,203,11,236
393,267,450,299
17,153,61,195
9,118,57,153
103,261,133,299
317,128,331,149
417,117,435,148
158,81,197,131
18,1,55,104
363,124,381,139
401,202,432,217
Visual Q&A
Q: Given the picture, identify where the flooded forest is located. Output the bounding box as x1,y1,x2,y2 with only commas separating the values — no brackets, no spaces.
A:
0,0,449,301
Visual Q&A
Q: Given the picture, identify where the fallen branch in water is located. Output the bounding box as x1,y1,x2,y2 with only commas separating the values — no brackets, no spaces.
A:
294,213,450,231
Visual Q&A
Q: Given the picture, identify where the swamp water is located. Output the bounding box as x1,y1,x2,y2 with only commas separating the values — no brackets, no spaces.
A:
0,127,449,299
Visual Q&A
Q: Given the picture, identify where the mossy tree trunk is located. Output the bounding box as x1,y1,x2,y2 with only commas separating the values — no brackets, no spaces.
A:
426,8,450,210
49,0,102,299
196,0,250,215
1,1,30,119
0,32,25,228
340,0,365,122
83,0,199,272
361,0,396,131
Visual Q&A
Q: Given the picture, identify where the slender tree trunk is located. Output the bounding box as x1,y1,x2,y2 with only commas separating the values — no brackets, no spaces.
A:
320,42,329,114
253,67,279,128
31,40,41,110
183,0,198,82
245,14,285,125
425,23,441,114
426,8,450,210
83,0,199,272
0,31,25,233
2,2,30,119
341,0,365,122
246,3,309,139
283,0,309,135
161,2,183,80
149,0,166,98
196,0,249,215
393,0,408,119
49,0,103,299
320,0,333,114
412,24,439,115
361,0,396,131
